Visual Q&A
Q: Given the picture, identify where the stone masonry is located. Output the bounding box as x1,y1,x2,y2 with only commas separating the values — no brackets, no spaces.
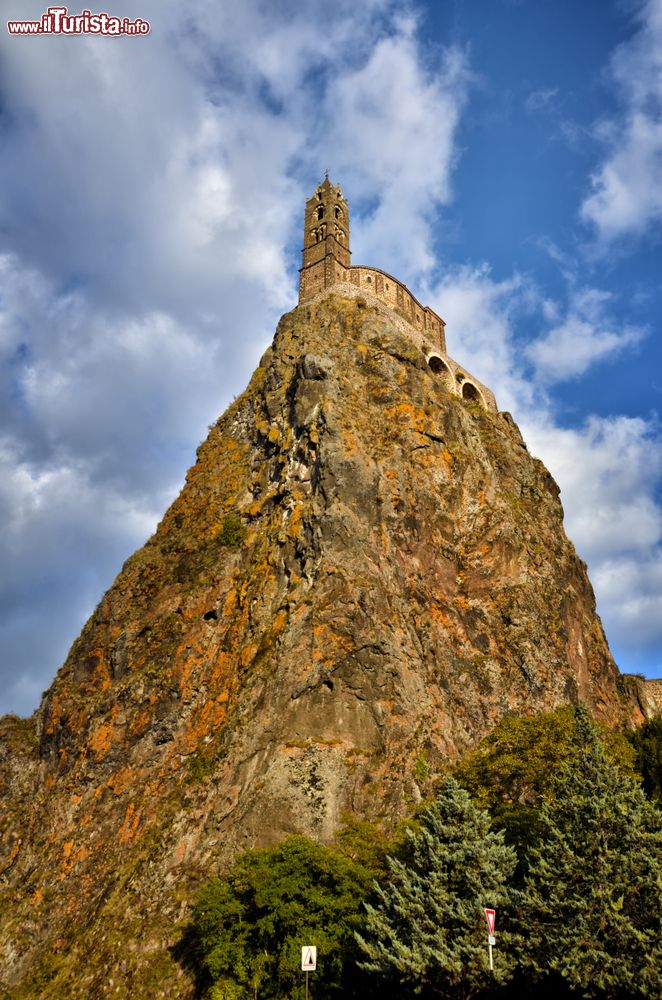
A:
299,176,497,412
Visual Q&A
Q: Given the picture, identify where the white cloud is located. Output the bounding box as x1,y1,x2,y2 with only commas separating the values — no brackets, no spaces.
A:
526,288,645,383
427,264,538,414
593,554,662,648
524,415,662,659
581,0,662,241
327,37,470,279
523,416,662,563
0,435,158,717
525,87,559,113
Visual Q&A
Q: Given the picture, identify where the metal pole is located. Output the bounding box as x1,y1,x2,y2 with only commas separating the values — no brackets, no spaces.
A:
488,941,493,973
306,969,309,1000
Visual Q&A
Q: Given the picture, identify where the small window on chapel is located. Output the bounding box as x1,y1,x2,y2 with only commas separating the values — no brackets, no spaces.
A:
317,206,325,221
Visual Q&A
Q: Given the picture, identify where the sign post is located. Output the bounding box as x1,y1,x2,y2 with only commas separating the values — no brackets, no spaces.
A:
301,946,317,1000
484,908,496,973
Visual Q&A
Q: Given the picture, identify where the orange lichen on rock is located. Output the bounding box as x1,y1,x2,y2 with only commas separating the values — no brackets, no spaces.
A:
106,767,141,797
118,802,143,845
87,703,121,758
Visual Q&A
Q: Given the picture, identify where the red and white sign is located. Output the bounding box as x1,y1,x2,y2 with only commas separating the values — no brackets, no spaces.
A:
301,946,317,971
484,908,496,935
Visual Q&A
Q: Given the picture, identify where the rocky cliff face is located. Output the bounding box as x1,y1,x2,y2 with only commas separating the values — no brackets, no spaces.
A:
0,293,647,997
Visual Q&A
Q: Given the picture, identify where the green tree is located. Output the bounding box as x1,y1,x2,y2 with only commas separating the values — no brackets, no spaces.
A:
627,714,662,805
191,835,373,999
454,706,637,853
356,776,517,998
516,705,662,999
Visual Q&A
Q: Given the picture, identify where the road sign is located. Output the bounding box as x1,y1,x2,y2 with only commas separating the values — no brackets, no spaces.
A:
488,934,496,946
302,946,317,971
484,908,496,935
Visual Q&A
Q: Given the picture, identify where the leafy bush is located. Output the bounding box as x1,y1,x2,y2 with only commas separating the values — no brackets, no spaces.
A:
217,513,246,548
453,705,637,852
190,836,375,999
186,748,217,783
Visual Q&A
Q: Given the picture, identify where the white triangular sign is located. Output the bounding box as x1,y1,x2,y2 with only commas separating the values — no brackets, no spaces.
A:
301,946,317,971
484,908,496,935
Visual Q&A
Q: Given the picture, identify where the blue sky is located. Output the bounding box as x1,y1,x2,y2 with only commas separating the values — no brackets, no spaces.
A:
0,0,661,716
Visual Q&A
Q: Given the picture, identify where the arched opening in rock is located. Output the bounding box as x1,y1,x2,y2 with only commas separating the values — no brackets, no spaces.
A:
323,678,334,691
203,609,218,622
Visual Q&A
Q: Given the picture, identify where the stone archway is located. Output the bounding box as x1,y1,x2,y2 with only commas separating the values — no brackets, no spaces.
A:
461,381,484,406
426,353,453,390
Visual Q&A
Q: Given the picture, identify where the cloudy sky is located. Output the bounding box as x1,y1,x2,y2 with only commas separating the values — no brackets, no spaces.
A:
1,0,661,717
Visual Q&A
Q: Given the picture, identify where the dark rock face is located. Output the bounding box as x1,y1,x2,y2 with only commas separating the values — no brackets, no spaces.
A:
0,294,646,997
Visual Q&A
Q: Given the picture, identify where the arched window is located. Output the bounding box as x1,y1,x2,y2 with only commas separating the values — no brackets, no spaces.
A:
317,206,325,221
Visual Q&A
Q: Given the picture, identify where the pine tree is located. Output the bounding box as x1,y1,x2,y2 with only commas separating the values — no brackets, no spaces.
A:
516,705,662,999
355,776,517,998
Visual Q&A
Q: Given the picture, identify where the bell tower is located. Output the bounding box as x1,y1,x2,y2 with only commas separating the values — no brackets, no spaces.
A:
298,176,350,303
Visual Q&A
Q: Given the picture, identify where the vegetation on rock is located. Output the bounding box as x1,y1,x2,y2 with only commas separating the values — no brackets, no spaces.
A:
216,513,246,549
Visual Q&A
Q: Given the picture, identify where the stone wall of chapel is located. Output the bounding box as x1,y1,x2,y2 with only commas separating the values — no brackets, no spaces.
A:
644,679,662,714
349,266,447,355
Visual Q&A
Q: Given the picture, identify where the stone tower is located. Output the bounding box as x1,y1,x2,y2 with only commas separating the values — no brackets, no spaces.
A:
299,175,350,302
